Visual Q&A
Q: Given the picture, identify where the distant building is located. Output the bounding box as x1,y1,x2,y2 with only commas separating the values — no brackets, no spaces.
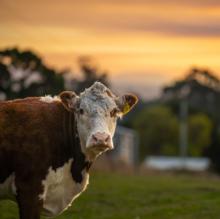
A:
144,156,210,171
107,126,139,167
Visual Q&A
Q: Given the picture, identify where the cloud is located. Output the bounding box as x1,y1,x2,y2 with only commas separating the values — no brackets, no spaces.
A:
1,0,220,37
119,20,220,37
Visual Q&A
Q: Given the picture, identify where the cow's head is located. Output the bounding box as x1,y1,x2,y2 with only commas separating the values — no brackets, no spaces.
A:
60,82,138,160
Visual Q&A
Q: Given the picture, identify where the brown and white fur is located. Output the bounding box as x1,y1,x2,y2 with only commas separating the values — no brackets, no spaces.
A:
0,82,138,219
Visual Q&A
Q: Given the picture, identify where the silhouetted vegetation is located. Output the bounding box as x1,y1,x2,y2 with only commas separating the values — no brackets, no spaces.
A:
0,48,109,100
188,113,213,156
1,48,220,173
133,105,179,160
162,67,220,120
0,48,65,99
162,68,220,171
127,68,220,169
74,57,109,93
132,105,213,160
206,124,220,172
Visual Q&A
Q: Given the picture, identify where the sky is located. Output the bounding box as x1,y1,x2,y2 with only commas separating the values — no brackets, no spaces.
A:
1,0,220,99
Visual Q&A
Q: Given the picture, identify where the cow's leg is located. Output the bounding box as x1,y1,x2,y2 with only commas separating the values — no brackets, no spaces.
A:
16,187,42,219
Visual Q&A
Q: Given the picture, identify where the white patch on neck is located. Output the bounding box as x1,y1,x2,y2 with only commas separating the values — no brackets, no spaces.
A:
39,159,89,217
0,173,17,200
40,95,60,103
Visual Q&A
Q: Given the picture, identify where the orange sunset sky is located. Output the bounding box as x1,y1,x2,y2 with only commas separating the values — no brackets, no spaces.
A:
1,0,220,99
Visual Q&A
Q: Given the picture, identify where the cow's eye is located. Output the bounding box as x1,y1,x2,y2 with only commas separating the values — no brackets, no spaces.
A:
110,108,120,117
79,108,84,115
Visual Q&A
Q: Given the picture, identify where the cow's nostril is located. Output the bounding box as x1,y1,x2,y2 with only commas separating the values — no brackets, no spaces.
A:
104,135,110,143
92,134,98,142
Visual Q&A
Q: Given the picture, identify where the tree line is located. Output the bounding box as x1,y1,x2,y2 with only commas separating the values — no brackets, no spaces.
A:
125,68,220,172
1,48,220,172
0,48,109,100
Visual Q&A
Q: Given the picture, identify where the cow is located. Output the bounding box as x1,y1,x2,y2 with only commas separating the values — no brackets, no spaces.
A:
0,82,138,219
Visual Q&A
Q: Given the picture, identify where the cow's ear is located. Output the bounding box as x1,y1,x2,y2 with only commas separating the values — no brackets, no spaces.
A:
117,94,138,115
59,91,79,112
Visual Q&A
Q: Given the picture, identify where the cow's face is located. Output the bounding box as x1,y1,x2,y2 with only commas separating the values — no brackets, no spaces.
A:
60,82,138,159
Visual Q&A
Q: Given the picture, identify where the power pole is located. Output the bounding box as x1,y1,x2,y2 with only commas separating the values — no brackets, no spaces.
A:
179,98,188,167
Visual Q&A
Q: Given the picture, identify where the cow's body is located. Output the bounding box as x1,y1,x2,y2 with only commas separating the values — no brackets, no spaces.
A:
0,82,138,219
0,97,91,217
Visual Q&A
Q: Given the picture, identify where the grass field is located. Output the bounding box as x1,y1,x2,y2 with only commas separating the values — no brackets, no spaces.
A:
1,171,220,219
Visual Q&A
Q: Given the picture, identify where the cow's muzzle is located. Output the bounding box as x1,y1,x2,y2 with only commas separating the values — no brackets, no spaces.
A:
87,132,113,150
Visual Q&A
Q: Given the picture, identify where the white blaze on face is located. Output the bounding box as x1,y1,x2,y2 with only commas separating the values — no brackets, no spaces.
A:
76,82,119,154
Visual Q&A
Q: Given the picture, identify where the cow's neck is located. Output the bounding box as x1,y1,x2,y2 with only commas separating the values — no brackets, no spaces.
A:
64,111,92,183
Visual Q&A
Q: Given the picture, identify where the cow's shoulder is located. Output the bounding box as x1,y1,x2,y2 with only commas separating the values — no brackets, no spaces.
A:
0,95,68,165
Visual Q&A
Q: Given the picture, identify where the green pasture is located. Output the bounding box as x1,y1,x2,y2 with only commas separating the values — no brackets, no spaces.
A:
1,172,220,219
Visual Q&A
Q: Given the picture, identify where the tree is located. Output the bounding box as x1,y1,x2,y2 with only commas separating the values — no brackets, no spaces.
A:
162,67,220,120
206,124,220,172
133,105,179,160
0,49,111,100
74,57,110,93
188,113,213,156
162,67,220,172
0,48,65,100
